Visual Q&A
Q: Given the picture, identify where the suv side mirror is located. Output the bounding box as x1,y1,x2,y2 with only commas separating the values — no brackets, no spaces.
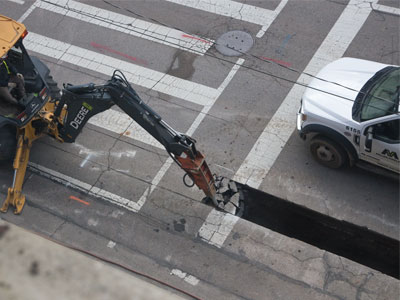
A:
365,126,373,152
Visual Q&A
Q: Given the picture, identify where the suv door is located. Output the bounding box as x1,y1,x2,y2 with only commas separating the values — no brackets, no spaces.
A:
359,116,400,173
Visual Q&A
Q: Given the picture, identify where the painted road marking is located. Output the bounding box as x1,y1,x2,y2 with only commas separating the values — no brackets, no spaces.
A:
170,269,200,286
6,0,25,4
198,209,239,248
29,162,143,212
90,42,148,65
372,3,400,16
18,0,40,23
198,0,379,248
69,195,90,206
79,154,92,168
107,241,117,249
89,109,163,149
261,57,292,67
35,0,213,55
24,32,219,107
23,27,237,148
165,0,288,38
107,241,116,249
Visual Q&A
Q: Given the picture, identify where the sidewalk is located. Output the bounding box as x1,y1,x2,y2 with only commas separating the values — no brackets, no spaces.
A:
0,220,184,300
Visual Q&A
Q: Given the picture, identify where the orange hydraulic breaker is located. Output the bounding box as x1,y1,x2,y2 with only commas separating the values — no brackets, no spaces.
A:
177,150,217,206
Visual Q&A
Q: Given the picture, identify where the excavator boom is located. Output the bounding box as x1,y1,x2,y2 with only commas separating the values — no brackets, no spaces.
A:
1,71,216,214
56,71,217,203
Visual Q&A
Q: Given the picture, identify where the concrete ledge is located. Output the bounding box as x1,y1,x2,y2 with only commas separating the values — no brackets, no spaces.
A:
0,220,184,300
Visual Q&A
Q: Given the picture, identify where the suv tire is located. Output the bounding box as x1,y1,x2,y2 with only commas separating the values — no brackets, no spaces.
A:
310,136,347,169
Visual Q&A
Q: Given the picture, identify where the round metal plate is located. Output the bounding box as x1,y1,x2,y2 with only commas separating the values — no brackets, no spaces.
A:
215,31,254,56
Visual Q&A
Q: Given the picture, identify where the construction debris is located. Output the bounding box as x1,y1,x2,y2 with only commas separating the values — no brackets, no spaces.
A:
213,176,244,216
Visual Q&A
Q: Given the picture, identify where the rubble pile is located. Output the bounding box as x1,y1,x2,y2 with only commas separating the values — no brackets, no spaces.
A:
214,176,244,216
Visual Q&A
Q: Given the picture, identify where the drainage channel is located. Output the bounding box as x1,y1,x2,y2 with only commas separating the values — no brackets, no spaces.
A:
236,184,399,279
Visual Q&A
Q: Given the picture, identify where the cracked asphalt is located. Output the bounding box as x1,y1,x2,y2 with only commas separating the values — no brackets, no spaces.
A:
0,0,399,299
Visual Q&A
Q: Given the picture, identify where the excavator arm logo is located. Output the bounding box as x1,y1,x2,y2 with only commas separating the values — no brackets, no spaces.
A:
70,102,91,130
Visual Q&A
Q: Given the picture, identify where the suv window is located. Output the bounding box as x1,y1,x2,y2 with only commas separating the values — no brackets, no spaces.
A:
360,68,399,121
373,119,400,144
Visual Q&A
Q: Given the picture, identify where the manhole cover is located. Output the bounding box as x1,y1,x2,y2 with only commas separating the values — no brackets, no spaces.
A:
215,30,254,56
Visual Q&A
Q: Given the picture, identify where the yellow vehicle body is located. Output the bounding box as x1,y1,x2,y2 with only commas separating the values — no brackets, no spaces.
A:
0,14,64,214
0,14,27,58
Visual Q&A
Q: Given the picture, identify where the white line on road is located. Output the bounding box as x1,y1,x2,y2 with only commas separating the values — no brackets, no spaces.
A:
18,0,39,23
198,0,379,248
36,0,213,55
198,209,238,248
256,0,288,38
107,240,116,249
170,269,200,286
372,3,400,16
6,0,25,4
165,0,288,38
28,162,143,212
79,153,92,168
24,32,219,107
89,109,163,149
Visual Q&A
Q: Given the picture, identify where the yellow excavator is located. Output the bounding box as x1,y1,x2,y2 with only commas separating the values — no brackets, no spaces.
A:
0,15,217,214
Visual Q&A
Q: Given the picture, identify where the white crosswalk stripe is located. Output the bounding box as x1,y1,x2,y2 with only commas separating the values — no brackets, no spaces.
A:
23,32,243,149
165,0,288,37
28,162,143,212
24,32,219,107
36,0,213,55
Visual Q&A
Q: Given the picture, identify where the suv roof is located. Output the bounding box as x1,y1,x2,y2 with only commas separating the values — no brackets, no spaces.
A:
0,14,26,58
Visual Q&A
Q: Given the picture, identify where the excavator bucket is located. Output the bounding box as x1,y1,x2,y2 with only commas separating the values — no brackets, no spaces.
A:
176,151,216,202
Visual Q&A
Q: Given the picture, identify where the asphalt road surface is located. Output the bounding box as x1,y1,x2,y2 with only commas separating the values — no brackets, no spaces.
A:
1,1,399,299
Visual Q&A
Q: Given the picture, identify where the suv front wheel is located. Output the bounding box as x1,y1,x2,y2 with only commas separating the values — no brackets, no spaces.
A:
310,136,347,169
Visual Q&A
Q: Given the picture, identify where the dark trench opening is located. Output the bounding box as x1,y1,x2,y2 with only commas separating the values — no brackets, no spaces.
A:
238,184,399,279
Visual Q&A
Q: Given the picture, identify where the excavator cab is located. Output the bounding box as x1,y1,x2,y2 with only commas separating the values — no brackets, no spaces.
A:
0,15,62,213
0,15,59,161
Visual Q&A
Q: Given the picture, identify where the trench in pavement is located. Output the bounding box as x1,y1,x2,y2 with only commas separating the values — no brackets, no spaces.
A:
237,184,399,279
8,162,398,278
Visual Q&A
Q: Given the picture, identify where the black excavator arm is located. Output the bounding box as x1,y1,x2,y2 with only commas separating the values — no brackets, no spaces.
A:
57,71,217,204
1,71,217,214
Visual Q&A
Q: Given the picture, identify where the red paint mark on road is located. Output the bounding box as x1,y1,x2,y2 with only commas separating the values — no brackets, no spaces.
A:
90,42,148,65
260,57,292,67
181,34,211,44
69,195,90,206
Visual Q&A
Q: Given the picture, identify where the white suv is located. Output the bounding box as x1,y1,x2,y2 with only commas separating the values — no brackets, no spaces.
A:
297,58,399,174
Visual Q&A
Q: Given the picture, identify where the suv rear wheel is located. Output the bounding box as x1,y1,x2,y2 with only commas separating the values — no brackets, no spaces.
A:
310,136,347,169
